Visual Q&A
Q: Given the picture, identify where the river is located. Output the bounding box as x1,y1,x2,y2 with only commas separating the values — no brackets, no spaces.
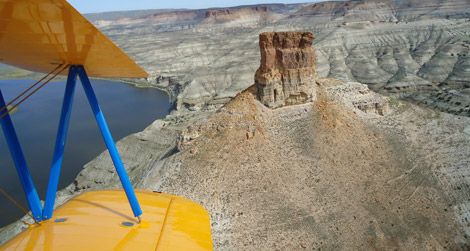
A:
0,79,171,227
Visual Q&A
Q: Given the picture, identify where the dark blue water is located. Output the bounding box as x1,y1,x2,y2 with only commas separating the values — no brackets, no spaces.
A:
0,79,171,227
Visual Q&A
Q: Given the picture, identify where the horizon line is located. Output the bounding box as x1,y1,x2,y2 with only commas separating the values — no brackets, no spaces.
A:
80,1,320,15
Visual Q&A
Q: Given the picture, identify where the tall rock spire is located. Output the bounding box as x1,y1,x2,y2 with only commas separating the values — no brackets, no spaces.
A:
255,31,317,108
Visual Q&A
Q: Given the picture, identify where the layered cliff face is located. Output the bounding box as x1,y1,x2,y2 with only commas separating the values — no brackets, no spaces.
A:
81,0,470,116
205,6,269,20
255,32,317,108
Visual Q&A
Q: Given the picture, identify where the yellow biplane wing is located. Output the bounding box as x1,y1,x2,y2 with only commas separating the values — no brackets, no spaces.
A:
1,191,213,250
0,0,147,78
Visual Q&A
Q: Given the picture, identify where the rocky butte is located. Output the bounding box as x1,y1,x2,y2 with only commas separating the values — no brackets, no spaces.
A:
255,31,317,108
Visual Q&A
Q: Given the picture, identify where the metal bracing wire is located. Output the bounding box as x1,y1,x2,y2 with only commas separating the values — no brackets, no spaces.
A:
0,187,36,224
0,64,68,120
0,64,63,114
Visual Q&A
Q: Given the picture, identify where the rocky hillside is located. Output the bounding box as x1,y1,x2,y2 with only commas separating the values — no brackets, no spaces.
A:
12,79,465,250
150,83,469,249
90,0,470,116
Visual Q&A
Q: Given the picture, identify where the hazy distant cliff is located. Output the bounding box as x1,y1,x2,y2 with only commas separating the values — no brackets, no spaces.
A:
88,0,470,116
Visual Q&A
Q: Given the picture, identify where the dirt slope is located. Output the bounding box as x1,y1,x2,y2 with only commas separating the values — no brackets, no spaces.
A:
3,81,466,249
140,83,468,249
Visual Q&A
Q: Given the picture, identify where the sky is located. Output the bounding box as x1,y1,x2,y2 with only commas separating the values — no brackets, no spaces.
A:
67,0,315,14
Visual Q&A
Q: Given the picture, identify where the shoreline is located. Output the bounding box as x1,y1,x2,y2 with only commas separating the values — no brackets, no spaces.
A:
0,74,176,107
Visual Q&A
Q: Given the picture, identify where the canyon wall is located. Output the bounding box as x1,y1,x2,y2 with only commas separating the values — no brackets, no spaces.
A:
86,0,470,116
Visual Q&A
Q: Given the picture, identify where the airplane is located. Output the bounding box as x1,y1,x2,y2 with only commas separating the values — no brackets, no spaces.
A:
0,0,212,250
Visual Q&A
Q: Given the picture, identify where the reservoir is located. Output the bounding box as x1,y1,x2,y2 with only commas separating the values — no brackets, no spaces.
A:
0,79,171,227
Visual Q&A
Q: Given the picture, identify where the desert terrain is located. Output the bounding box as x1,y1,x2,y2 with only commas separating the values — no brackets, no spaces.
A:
1,0,470,249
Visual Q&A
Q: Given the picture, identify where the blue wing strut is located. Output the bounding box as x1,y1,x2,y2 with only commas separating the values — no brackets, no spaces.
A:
1,65,142,222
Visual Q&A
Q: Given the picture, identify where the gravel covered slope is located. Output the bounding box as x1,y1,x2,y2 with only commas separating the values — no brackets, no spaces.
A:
137,82,469,249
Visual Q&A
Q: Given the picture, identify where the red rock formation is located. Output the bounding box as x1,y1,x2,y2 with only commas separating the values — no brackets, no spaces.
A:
205,9,233,18
255,32,317,108
205,7,269,18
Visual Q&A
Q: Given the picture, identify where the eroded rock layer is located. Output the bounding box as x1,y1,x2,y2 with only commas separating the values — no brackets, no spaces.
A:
255,32,317,108
77,0,470,116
